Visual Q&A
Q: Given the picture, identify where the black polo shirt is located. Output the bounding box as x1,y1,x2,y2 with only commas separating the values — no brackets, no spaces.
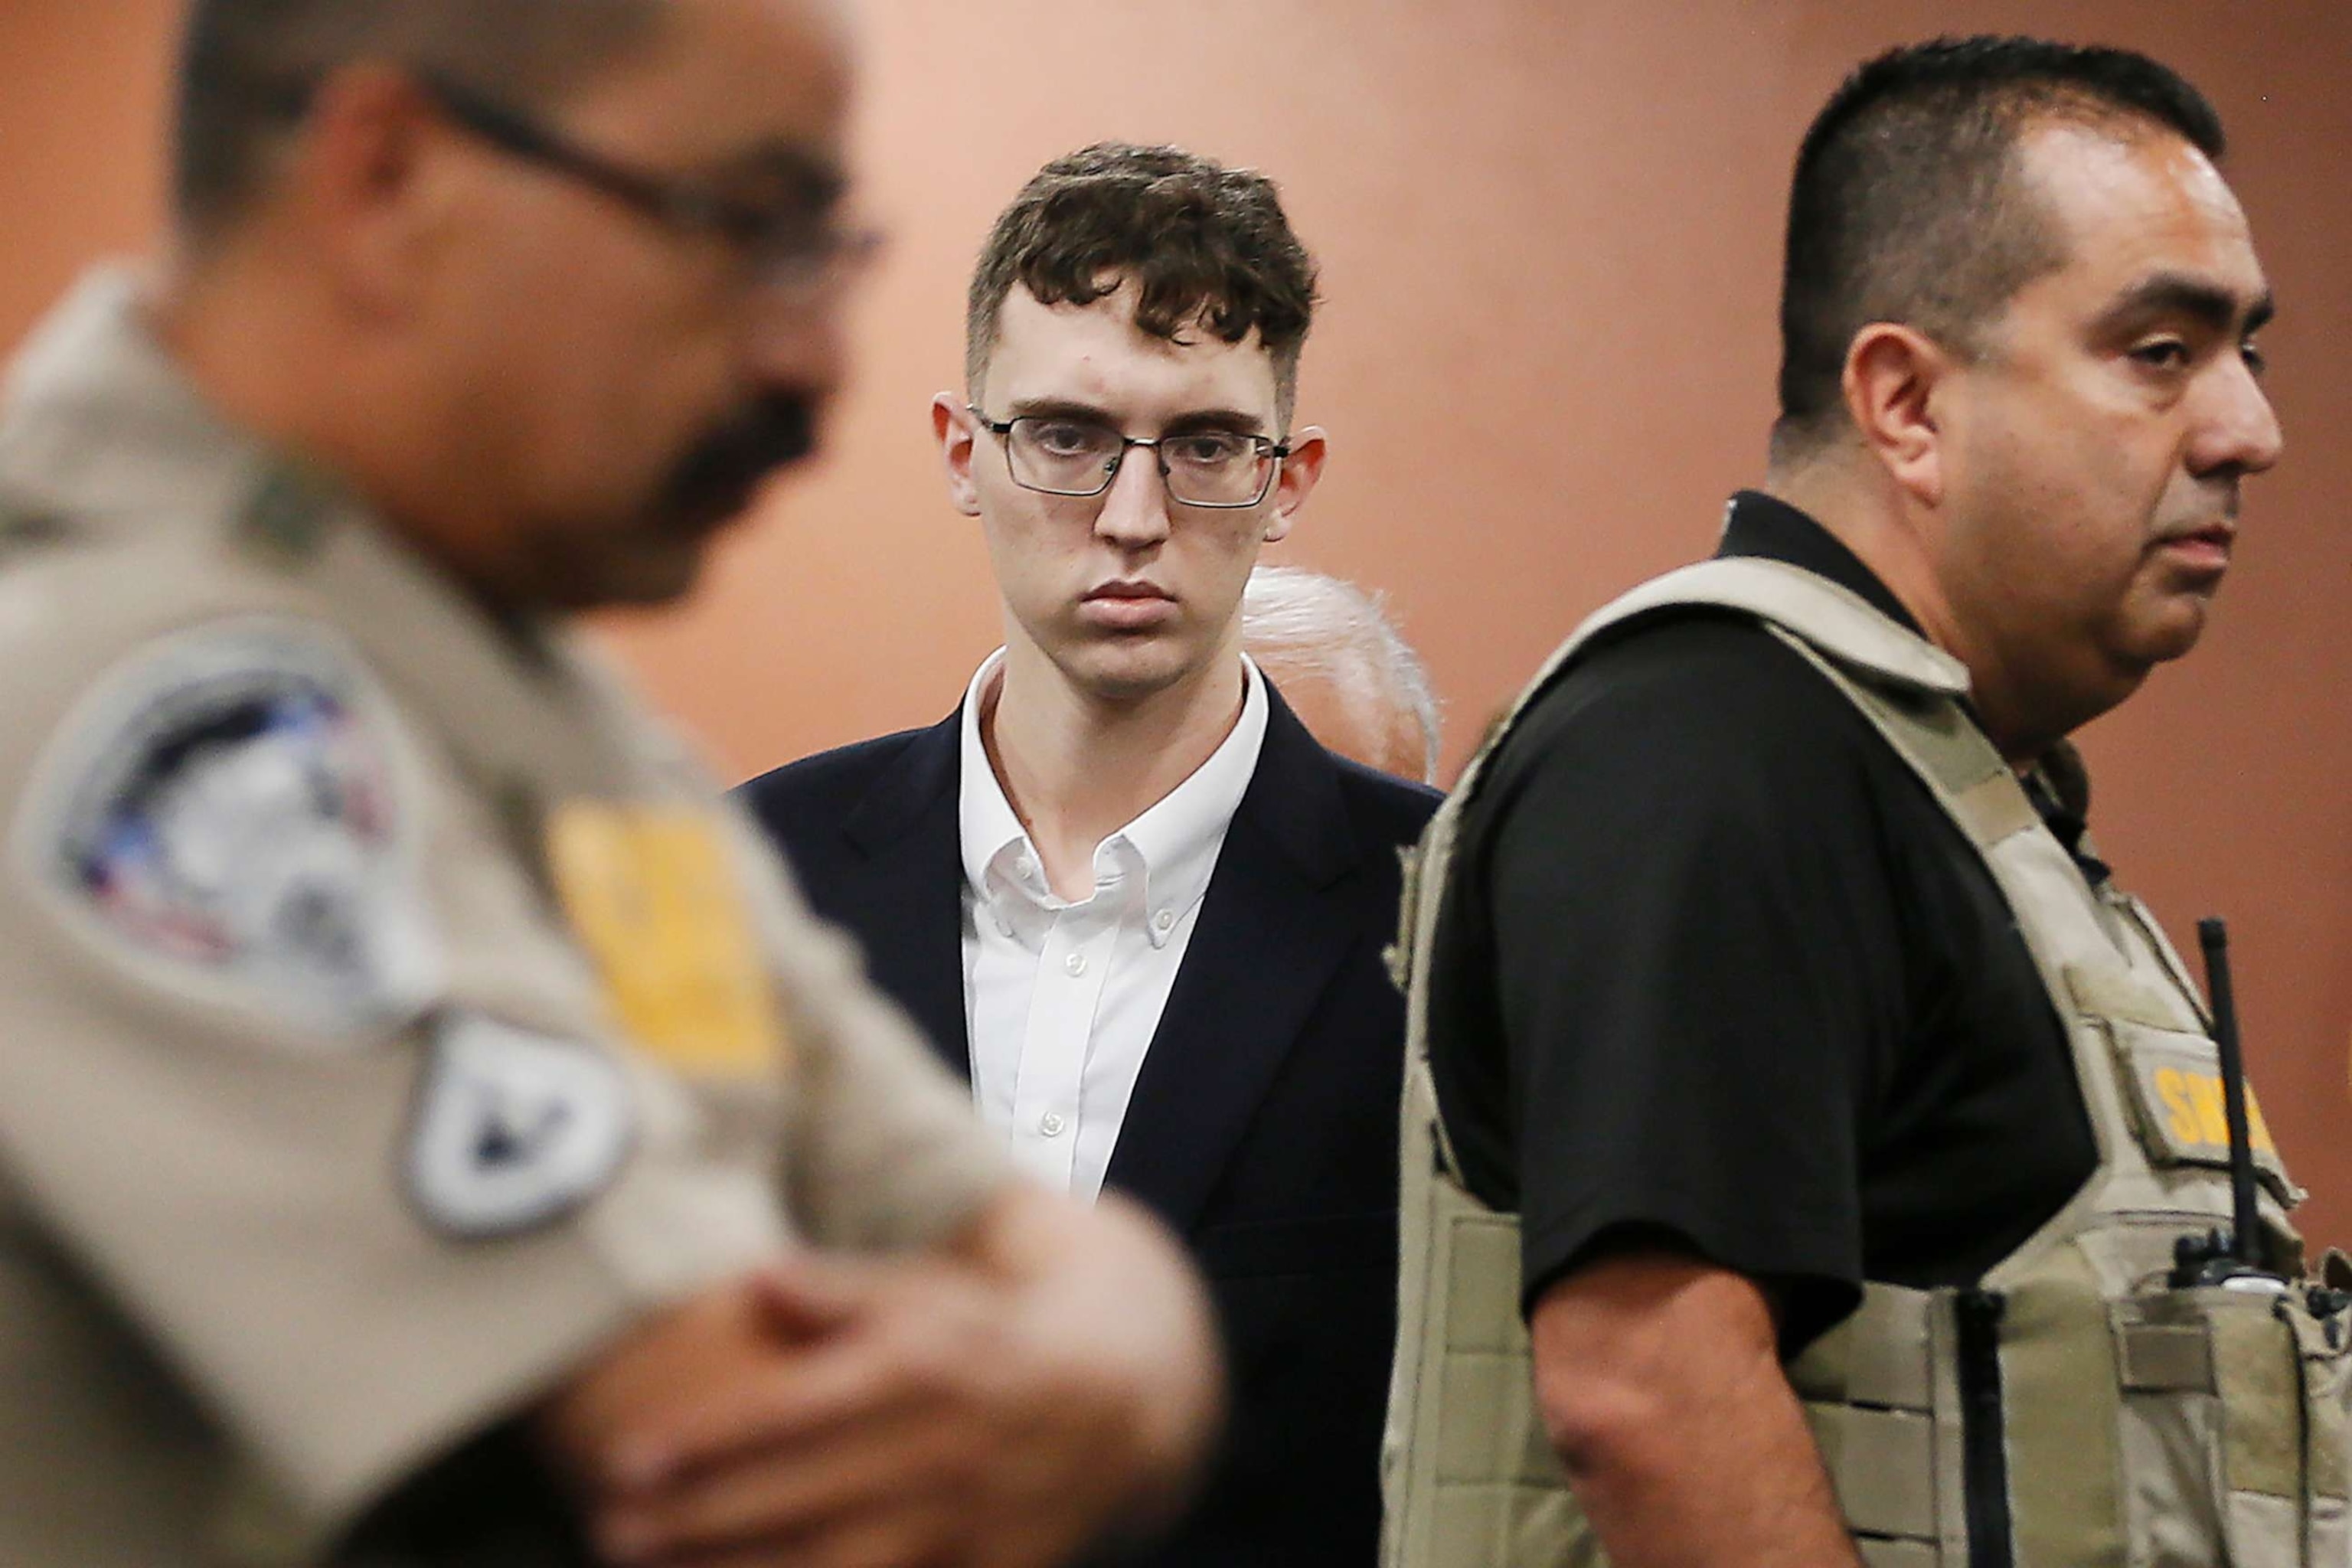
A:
1424,492,2099,1351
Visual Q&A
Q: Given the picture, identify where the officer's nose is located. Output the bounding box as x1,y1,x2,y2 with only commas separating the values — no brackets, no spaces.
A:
2190,348,2285,479
1093,445,1173,553
743,289,850,415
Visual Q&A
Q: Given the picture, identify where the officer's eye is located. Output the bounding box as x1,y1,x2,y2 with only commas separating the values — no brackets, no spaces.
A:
2129,338,2191,371
2240,338,2268,377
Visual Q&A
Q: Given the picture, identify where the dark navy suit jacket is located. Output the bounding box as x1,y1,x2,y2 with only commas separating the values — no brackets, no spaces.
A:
736,683,1439,1567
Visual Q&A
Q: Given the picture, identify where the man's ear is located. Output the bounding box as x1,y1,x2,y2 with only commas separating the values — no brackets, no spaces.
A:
1841,324,1954,508
934,394,982,516
1258,425,1327,545
284,64,453,319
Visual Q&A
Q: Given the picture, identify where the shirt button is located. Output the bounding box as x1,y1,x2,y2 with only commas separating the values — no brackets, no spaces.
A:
1064,952,1087,977
1039,1112,1067,1138
1152,908,1175,933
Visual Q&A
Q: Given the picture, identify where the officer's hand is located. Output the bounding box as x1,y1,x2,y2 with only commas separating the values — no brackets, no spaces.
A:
589,1189,1222,1568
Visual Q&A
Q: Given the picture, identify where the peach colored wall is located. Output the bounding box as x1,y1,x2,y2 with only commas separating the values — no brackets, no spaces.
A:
4,3,2344,1242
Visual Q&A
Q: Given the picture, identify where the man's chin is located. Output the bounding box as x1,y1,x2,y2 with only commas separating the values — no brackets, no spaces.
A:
590,565,706,612
1054,639,1200,705
2117,597,2213,669
539,537,710,615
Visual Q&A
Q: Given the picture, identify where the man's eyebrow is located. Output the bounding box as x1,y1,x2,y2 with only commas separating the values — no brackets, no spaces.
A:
995,401,1269,436
1004,397,1113,422
2096,273,2275,337
1161,408,1269,436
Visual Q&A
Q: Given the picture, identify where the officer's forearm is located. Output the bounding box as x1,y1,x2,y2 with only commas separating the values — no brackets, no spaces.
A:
1529,1249,1864,1568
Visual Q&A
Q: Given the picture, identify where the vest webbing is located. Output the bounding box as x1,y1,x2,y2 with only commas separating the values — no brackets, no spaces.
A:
1380,557,2347,1568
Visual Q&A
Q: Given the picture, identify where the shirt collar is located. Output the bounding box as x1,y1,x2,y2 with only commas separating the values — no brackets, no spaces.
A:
0,266,269,536
1120,655,1266,943
959,648,1031,908
1715,490,1924,636
957,650,1269,948
0,266,577,676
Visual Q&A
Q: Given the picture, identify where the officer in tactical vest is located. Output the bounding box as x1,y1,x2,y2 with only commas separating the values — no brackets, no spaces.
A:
1384,35,2349,1568
0,2,1223,1564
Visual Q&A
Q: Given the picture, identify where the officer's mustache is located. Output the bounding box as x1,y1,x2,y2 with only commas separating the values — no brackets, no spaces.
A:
657,393,820,534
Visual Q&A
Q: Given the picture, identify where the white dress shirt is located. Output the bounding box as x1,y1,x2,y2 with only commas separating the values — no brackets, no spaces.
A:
957,648,1268,1200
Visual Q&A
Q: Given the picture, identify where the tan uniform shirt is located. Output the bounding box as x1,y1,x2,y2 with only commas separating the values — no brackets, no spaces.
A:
0,268,1018,1566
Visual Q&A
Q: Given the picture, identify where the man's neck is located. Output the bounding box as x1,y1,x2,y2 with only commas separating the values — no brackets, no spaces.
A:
1764,463,2117,769
981,639,1248,902
1761,466,1952,639
153,246,510,611
154,247,350,477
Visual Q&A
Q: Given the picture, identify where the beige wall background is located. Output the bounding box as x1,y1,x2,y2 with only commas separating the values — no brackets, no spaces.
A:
5,2,2344,1241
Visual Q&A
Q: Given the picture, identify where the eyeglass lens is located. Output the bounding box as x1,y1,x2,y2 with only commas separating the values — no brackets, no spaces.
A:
1005,418,1275,507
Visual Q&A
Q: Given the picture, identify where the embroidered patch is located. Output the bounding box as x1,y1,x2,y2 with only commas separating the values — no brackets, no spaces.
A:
2104,1015,2301,1206
405,1011,635,1237
17,619,439,1036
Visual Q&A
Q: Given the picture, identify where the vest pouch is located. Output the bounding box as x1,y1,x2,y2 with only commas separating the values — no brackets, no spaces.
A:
1384,1061,1593,1568
2110,1282,2337,1568
2282,1288,2352,1567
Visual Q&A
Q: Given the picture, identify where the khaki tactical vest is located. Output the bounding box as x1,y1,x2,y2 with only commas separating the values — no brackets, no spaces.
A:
1381,557,2351,1568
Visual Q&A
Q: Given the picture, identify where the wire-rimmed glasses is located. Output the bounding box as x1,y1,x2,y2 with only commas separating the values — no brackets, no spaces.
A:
969,407,1289,508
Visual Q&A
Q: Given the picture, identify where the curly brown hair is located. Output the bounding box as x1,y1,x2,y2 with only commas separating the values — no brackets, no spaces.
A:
965,142,1321,423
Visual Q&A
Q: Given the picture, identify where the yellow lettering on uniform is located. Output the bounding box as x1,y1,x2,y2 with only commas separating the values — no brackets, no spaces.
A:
2184,1073,2232,1150
2245,1087,2277,1154
546,802,785,1078
2154,1067,2203,1148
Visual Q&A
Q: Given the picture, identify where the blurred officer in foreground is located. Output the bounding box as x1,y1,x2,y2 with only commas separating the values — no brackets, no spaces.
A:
1242,564,1442,783
741,144,1439,1566
0,2,1220,1565
1385,36,2346,1567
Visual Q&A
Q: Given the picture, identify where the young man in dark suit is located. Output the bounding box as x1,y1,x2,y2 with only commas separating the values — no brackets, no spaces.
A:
739,142,1439,1566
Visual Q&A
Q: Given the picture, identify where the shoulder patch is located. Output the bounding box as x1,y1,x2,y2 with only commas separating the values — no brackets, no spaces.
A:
405,1011,635,1238
14,617,442,1037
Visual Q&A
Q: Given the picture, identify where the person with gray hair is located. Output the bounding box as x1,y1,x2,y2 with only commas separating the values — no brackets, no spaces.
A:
0,2,1223,1564
1242,564,1442,783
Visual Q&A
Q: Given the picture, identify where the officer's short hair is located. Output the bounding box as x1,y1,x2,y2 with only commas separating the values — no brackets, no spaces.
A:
965,142,1321,424
1772,35,2226,463
173,0,665,238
